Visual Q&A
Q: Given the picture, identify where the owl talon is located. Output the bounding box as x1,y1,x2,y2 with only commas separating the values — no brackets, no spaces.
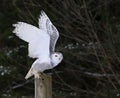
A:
35,73,41,79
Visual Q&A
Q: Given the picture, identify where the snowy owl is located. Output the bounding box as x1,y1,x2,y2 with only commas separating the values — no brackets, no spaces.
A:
12,11,63,79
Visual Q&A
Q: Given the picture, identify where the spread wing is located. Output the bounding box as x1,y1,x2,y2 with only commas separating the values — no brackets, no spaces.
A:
13,22,50,60
39,11,59,52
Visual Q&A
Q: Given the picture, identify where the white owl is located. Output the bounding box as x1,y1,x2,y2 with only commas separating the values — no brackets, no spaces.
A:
12,11,63,79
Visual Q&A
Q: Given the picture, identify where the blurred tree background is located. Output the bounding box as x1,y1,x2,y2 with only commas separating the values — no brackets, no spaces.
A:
0,0,120,98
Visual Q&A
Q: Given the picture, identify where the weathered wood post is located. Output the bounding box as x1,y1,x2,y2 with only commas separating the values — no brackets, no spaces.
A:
35,73,52,98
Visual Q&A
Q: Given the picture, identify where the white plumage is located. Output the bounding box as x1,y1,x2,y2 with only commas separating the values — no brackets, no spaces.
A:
13,11,63,79
13,22,50,60
39,11,59,52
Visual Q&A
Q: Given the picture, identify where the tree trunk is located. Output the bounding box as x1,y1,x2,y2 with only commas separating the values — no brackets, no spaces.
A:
35,73,52,98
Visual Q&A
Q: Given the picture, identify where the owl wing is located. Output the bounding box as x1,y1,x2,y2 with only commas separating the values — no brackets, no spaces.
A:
39,11,59,52
13,22,50,60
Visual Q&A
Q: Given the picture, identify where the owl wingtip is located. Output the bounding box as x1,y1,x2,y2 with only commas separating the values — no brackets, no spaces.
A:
12,24,17,27
41,10,47,16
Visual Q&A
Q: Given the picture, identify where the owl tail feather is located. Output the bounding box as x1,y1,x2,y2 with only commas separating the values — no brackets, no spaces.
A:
25,68,33,79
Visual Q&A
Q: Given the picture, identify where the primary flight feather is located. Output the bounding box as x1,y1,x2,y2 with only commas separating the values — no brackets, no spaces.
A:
13,11,63,79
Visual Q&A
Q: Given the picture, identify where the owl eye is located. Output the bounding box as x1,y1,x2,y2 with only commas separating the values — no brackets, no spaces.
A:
55,55,58,57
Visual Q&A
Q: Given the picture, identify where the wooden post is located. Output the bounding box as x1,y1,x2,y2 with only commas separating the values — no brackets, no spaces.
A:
35,73,52,98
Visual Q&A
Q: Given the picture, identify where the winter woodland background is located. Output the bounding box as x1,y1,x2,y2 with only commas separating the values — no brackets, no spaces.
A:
0,0,120,98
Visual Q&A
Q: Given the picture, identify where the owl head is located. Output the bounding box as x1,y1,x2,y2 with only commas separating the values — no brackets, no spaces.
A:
51,52,63,66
